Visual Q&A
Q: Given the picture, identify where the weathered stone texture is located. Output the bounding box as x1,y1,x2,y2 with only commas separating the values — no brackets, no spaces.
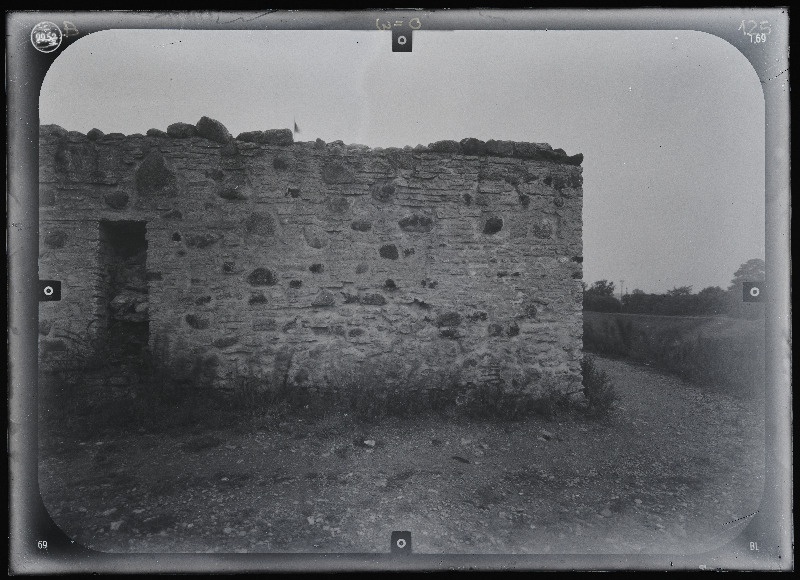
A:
195,116,232,144
166,122,197,138
38,124,584,394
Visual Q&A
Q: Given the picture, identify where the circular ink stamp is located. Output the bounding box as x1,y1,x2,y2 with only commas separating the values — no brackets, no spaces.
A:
31,22,63,53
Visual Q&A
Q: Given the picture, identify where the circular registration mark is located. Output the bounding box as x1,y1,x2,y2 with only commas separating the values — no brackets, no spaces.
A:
31,22,63,53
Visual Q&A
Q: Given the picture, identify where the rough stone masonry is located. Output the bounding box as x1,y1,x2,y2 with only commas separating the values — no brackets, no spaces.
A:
38,117,584,397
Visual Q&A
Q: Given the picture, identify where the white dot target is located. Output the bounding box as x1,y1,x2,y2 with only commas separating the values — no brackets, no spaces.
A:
396,538,407,549
397,35,407,45
749,286,760,298
44,286,54,296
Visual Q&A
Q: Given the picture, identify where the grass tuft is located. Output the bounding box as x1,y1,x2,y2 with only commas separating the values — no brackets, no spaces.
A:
581,355,617,418
40,348,591,444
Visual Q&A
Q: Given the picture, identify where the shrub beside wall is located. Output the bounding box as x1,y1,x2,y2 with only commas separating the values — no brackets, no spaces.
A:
583,311,765,396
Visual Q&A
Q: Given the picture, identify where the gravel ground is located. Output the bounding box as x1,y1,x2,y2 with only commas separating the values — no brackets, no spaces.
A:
39,356,765,555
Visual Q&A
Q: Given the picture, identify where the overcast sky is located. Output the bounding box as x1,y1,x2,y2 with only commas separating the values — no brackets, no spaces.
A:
39,29,765,294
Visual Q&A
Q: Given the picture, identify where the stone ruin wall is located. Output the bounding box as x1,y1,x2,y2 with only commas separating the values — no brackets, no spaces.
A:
38,118,584,396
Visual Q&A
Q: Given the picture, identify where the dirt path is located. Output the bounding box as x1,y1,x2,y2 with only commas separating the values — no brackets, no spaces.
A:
38,356,765,555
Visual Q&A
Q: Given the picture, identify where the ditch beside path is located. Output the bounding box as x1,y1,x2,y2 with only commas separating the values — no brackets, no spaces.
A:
39,356,765,556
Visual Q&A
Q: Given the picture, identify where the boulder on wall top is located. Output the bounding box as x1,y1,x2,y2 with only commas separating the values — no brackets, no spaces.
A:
235,129,294,146
195,116,232,144
166,122,198,138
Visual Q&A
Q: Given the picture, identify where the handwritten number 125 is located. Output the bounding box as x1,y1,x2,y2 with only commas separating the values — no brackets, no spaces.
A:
738,20,771,43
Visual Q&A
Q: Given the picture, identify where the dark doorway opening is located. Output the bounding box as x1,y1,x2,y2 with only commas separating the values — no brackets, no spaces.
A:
98,221,149,362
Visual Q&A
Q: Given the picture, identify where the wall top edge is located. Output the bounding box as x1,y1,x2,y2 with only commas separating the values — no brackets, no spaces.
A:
40,121,583,166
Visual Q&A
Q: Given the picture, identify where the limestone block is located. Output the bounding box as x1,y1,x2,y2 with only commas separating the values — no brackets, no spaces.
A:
428,140,462,154
195,116,232,144
215,179,251,200
321,161,356,184
43,230,67,249
460,138,487,156
398,214,433,233
236,129,293,146
351,219,372,232
166,122,198,138
185,314,210,329
136,150,177,196
485,140,514,157
303,226,327,248
247,268,277,286
483,216,504,235
312,289,336,307
361,293,386,306
104,191,129,209
379,244,399,260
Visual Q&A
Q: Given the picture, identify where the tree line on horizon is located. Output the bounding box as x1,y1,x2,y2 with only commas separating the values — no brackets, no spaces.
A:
583,258,765,317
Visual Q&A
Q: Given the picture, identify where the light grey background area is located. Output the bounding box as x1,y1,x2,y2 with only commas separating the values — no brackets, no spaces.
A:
39,29,765,295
